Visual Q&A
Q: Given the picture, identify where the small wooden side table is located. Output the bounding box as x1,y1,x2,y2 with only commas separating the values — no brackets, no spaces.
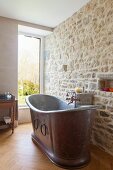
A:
0,98,17,133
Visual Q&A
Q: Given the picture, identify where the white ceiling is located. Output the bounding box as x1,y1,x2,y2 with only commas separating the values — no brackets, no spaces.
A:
0,0,90,28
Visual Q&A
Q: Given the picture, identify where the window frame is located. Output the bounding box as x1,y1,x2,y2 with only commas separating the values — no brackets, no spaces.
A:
18,32,44,107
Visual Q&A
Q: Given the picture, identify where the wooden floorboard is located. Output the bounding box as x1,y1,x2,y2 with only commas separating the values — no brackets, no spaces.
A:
0,124,113,170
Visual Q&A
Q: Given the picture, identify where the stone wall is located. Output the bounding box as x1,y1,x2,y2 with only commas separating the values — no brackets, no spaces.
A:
44,0,113,155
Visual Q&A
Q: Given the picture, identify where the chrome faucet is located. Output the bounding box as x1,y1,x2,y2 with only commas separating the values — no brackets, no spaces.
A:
66,91,80,108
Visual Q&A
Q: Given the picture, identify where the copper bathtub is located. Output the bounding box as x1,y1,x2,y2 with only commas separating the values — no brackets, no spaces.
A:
26,94,96,169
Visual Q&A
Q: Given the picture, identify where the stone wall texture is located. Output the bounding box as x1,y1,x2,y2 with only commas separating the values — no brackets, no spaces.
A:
44,0,113,155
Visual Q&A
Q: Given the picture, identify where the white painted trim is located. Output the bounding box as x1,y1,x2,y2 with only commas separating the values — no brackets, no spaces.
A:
40,37,44,94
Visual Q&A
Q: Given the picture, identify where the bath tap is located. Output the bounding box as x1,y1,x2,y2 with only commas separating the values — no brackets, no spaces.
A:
66,91,80,108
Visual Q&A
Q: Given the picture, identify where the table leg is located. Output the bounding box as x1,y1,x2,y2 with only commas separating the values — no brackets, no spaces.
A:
11,106,15,133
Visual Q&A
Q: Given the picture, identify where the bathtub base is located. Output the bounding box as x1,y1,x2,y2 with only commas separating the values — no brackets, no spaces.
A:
31,133,90,169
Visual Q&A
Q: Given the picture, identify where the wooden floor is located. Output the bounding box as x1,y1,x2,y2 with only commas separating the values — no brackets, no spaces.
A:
0,124,113,170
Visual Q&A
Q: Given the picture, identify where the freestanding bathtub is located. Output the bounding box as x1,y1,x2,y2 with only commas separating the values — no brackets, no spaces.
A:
26,94,96,169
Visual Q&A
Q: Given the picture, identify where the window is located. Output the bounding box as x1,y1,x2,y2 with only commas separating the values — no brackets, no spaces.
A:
18,34,40,105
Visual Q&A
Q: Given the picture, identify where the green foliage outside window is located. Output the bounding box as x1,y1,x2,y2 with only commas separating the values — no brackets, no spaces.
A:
18,80,40,104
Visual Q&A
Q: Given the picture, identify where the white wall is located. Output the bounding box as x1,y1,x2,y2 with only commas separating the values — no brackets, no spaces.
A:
18,107,31,124
0,17,18,97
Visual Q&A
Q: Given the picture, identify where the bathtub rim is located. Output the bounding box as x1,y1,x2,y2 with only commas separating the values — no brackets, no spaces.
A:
25,94,98,113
